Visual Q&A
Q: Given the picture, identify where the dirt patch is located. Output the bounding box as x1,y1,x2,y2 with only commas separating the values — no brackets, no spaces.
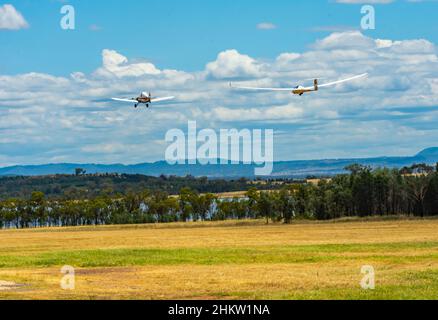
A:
0,280,25,291
76,267,136,275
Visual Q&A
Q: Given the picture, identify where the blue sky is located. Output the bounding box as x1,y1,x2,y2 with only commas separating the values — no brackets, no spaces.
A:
2,0,438,75
0,0,438,166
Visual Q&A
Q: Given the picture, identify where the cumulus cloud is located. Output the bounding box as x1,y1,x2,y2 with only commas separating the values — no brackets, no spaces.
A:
94,49,161,78
1,32,438,165
276,53,301,64
211,105,304,122
0,4,29,30
205,49,264,79
313,31,375,50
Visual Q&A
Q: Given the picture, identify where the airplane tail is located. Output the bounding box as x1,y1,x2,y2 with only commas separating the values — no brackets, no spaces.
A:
314,79,319,91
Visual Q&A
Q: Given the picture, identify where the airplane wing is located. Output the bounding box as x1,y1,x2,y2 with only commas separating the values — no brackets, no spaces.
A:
318,73,368,88
111,98,137,103
230,83,294,91
150,96,175,103
230,73,368,92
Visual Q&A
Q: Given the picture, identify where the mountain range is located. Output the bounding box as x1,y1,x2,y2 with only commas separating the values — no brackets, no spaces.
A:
1,148,438,178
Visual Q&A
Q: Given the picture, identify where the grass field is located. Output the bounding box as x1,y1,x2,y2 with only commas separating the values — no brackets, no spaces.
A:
1,218,438,300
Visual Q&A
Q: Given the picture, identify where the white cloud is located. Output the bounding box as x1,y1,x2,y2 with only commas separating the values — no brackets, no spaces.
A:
313,31,375,50
94,49,161,78
0,4,28,30
211,104,304,122
1,32,438,165
256,22,277,30
276,53,301,66
205,49,263,79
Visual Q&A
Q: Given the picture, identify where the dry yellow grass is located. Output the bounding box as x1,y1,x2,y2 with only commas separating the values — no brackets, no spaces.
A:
1,219,438,300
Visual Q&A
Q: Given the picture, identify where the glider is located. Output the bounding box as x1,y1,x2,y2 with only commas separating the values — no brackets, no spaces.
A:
112,92,175,108
230,73,368,96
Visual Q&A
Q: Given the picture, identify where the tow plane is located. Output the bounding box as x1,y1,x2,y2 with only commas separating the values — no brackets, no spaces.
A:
112,92,175,108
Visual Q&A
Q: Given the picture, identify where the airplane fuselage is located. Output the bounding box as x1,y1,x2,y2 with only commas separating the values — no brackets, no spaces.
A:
136,96,152,103
112,91,174,108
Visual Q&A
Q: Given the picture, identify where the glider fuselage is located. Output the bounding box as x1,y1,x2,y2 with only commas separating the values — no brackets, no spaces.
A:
292,88,316,95
292,79,319,96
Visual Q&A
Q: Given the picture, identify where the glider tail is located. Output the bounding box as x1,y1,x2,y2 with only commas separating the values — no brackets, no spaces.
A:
314,79,319,91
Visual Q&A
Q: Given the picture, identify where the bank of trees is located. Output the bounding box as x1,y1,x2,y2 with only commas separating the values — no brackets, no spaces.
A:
1,165,438,229
0,174,264,200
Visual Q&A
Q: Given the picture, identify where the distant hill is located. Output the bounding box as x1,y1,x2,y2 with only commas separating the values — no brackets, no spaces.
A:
416,147,438,159
1,148,437,178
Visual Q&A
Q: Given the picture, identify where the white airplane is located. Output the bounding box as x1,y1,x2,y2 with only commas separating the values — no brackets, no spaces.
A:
112,92,175,108
230,73,368,96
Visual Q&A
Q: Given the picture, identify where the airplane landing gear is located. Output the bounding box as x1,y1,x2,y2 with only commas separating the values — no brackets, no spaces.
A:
134,104,138,108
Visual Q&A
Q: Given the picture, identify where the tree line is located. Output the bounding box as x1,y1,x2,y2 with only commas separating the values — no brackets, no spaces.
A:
0,174,278,200
1,164,438,229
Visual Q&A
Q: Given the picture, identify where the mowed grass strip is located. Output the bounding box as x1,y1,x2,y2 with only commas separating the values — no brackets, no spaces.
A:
1,220,438,299
2,219,438,255
1,242,438,268
1,261,438,300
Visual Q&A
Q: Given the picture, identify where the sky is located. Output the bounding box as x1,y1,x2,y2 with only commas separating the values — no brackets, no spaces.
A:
0,0,438,166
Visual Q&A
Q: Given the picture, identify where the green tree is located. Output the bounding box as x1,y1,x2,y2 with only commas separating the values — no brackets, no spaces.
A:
277,188,295,223
406,175,432,217
257,192,274,224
